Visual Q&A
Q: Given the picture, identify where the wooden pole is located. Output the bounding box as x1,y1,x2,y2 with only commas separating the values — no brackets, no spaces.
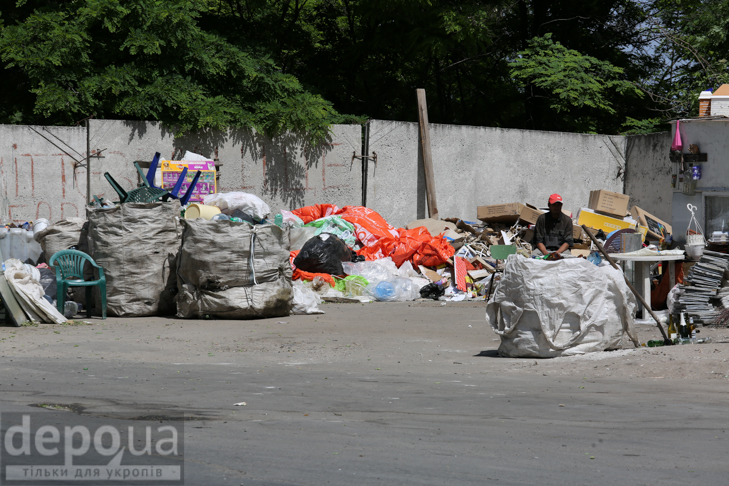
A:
582,224,670,344
417,89,438,219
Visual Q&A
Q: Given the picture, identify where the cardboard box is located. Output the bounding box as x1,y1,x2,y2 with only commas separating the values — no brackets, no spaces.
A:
572,249,592,258
519,204,545,225
477,203,545,225
588,190,630,218
477,203,525,223
442,229,464,249
406,218,457,237
577,209,635,234
572,225,583,240
631,206,673,240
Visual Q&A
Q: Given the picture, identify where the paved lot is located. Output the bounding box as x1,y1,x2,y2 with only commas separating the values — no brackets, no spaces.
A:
1,301,728,485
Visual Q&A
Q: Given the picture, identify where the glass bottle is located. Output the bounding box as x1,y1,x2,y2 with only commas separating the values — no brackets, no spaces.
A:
679,313,690,339
668,314,678,340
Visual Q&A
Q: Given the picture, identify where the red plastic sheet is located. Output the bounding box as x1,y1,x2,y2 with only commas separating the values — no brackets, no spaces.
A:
291,205,454,268
289,250,336,286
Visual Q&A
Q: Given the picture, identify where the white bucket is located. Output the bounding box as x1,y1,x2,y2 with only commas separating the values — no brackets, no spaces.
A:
685,244,704,261
33,218,50,234
184,204,221,220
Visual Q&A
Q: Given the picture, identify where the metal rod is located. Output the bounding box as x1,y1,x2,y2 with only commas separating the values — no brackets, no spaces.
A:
361,121,370,207
582,224,670,344
27,126,83,166
86,120,91,204
43,127,85,160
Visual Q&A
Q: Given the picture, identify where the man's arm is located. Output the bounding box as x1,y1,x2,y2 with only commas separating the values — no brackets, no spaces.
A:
554,242,569,254
537,242,550,254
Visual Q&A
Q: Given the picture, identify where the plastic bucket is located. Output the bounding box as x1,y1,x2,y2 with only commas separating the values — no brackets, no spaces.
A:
184,204,221,220
33,218,49,234
685,244,704,261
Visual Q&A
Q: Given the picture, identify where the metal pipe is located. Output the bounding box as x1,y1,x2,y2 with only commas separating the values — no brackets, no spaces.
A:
86,120,91,204
361,121,370,207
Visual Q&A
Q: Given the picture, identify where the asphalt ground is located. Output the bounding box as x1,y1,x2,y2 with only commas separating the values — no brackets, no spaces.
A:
1,301,727,485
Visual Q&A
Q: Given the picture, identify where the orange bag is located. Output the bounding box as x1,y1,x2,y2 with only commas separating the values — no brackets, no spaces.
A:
291,205,454,268
289,250,335,287
291,204,340,224
358,227,455,267
335,206,400,247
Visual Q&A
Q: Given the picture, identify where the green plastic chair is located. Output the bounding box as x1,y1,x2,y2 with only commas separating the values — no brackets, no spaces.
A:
48,250,107,319
103,161,169,204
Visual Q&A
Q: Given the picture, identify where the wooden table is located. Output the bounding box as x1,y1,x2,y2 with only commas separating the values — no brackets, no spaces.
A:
610,253,685,313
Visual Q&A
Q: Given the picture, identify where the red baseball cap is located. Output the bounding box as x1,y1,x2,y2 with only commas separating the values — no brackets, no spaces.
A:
548,194,563,205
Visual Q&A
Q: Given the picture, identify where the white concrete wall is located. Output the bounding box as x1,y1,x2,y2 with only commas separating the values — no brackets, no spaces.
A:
366,120,627,228
624,131,672,222
0,124,88,222
0,118,675,232
0,120,362,224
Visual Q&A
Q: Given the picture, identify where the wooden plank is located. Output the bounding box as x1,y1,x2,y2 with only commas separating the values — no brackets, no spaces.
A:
416,89,438,219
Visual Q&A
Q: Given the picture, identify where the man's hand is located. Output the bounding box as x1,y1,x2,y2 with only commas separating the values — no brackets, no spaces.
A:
555,242,570,255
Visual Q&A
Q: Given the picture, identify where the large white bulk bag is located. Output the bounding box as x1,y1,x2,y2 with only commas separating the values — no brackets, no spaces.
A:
486,255,638,358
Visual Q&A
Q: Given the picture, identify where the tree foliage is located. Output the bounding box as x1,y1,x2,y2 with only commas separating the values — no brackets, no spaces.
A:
0,0,726,135
638,0,729,119
510,34,643,132
0,0,359,138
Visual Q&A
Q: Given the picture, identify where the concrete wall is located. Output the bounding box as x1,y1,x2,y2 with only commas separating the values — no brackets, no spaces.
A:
624,131,672,222
0,120,362,224
0,118,676,232
0,124,88,222
667,119,729,243
365,120,627,228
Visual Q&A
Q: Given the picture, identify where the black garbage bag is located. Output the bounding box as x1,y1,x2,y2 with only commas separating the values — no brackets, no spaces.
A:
419,282,445,300
293,234,351,275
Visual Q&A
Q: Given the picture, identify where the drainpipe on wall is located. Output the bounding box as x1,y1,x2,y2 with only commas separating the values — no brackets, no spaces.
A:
86,120,91,204
361,121,370,207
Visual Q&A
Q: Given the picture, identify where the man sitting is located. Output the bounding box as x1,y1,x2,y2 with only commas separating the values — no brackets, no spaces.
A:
534,194,573,257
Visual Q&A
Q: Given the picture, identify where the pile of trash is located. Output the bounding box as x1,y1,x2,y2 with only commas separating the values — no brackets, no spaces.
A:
1,162,678,325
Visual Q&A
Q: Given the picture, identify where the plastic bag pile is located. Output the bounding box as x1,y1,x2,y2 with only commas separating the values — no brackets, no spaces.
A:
284,204,456,310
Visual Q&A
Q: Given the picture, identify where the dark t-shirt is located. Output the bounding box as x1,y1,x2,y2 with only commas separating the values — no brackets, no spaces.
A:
535,212,573,250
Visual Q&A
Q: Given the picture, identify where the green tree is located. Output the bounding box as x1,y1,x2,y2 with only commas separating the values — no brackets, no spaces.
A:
0,0,358,139
638,0,729,119
509,34,643,133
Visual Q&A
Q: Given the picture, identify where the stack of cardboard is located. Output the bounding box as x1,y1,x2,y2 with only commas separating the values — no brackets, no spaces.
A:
675,250,729,323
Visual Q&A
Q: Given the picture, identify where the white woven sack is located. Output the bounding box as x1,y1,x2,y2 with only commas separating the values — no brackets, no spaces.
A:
486,255,638,358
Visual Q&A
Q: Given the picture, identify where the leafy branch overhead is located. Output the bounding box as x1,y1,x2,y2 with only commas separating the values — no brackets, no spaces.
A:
1,0,729,135
510,34,642,117
0,0,359,139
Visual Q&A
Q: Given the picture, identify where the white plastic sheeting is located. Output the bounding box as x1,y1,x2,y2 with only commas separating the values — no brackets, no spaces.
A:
486,255,638,358
203,192,271,221
291,280,324,314
4,259,66,324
